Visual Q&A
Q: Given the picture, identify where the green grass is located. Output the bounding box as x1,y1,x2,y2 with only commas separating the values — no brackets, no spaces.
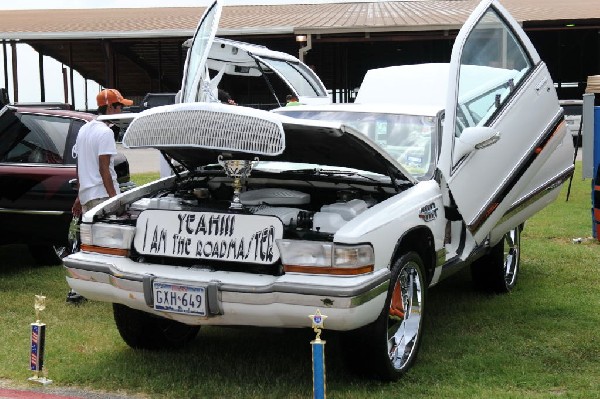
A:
1,166,599,398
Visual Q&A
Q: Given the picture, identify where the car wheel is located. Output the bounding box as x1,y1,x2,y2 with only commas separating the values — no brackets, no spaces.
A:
342,251,426,381
113,303,200,350
471,226,521,293
28,245,63,266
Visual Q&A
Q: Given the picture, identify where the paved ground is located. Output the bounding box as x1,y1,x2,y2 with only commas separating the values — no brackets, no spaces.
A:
117,144,160,174
0,382,145,399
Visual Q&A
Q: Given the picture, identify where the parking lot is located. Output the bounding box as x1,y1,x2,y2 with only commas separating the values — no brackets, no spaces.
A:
117,144,160,174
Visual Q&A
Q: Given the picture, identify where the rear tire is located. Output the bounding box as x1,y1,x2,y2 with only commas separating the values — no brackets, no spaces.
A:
113,303,200,350
28,245,62,266
342,251,426,381
471,226,521,293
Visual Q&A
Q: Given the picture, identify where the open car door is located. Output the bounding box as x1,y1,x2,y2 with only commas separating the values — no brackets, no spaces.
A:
180,0,222,103
439,0,571,245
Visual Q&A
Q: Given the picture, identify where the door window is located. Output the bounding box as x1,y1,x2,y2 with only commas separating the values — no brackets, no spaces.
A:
181,1,220,103
455,7,531,137
257,57,326,97
2,114,70,164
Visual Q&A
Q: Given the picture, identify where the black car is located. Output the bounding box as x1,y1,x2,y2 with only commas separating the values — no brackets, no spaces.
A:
0,105,132,265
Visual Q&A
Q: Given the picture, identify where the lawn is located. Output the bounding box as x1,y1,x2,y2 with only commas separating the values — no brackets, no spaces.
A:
0,166,599,398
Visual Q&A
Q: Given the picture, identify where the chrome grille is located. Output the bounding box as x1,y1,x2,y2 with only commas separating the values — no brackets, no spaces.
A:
123,104,285,155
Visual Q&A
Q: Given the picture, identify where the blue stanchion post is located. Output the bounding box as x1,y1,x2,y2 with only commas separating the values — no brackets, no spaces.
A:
309,309,327,399
593,107,600,239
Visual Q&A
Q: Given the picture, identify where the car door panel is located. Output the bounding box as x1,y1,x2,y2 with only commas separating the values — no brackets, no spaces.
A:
440,0,572,245
180,0,222,103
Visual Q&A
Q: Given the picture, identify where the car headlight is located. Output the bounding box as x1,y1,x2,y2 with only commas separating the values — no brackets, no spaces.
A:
80,223,135,256
277,240,374,275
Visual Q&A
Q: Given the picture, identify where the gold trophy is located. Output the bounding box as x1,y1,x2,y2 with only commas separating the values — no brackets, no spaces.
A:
29,295,52,385
309,309,328,399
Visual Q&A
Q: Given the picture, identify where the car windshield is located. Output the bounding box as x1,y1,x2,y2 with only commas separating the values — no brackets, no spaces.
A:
277,110,437,179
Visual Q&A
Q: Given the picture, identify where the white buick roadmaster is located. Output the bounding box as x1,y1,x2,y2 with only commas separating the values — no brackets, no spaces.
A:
64,0,574,380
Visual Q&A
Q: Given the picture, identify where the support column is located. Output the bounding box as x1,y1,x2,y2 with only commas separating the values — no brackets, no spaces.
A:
39,52,45,102
3,41,8,92
69,43,75,108
62,66,68,104
11,41,18,103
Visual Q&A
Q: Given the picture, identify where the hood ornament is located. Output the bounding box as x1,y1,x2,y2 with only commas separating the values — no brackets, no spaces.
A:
218,155,259,210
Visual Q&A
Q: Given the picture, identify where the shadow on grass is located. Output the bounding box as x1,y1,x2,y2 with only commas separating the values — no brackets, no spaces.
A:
0,244,60,276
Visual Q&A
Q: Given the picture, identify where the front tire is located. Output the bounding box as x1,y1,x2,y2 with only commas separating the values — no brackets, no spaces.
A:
471,226,521,293
342,251,426,381
113,304,200,350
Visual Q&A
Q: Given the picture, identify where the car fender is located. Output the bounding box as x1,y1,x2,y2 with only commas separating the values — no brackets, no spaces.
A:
334,180,446,271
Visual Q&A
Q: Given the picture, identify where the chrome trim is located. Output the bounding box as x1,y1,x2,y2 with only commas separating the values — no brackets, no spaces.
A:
419,203,438,222
64,257,391,308
351,281,389,307
498,166,574,225
0,208,67,216
468,110,566,234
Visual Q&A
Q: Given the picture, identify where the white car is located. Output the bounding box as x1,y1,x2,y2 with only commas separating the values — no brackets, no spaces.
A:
64,0,574,381
559,99,583,146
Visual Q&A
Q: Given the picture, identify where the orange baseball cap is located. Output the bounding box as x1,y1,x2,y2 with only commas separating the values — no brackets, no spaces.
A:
96,89,133,107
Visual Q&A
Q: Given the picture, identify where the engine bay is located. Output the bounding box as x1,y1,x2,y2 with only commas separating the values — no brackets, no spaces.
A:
123,173,395,239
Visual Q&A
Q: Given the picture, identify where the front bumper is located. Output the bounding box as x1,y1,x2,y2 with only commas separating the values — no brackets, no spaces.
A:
64,252,389,330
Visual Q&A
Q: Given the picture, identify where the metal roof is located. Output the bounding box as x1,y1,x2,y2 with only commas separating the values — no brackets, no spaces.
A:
0,0,598,40
1,0,598,103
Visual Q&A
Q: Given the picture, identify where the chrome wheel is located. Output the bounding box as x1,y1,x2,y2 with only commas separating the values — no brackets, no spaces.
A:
388,257,424,371
340,251,427,381
471,226,521,293
502,227,520,289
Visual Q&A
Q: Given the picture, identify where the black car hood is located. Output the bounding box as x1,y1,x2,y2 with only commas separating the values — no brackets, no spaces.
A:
122,102,415,184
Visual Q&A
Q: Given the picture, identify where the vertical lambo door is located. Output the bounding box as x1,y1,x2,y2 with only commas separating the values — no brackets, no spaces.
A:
439,0,573,247
180,0,222,103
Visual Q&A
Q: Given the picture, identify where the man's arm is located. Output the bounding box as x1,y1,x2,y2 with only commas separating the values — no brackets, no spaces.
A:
99,154,117,197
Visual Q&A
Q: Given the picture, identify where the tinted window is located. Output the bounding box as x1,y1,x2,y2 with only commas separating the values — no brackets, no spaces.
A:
258,58,325,97
455,8,532,136
2,114,70,164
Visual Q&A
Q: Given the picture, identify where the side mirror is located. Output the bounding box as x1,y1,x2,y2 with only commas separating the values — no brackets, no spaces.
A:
454,126,500,161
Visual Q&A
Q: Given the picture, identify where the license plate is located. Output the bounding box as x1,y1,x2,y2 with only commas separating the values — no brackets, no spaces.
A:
153,282,206,316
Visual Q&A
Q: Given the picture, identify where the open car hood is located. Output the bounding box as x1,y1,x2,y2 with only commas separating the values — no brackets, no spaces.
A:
121,102,416,184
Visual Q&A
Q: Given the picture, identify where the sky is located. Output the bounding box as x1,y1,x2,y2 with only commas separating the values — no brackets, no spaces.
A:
0,0,385,109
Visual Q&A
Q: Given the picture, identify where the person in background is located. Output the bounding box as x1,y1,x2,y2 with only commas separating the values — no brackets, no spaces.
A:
218,89,237,105
71,88,132,217
67,88,132,304
285,93,300,106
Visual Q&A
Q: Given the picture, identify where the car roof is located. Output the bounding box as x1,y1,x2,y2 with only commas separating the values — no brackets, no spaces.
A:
10,105,96,121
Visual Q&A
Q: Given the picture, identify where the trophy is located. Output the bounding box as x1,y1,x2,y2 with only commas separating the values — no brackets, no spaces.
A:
29,295,52,385
309,309,328,399
218,155,259,210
